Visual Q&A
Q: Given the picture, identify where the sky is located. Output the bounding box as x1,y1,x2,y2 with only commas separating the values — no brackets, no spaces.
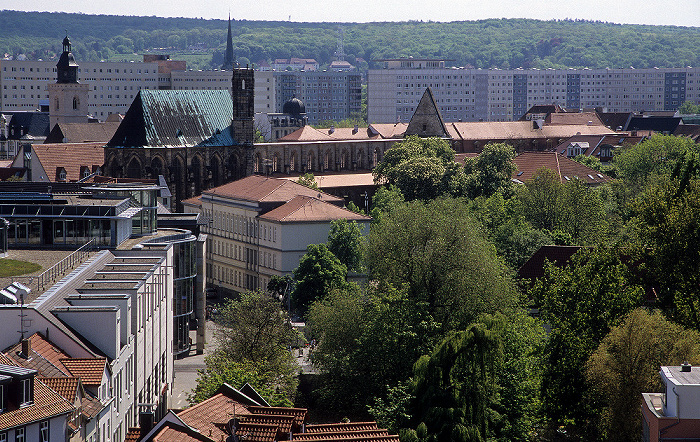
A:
2,0,699,27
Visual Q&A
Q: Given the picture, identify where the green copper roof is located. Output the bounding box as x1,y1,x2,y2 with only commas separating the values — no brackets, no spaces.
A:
107,89,236,148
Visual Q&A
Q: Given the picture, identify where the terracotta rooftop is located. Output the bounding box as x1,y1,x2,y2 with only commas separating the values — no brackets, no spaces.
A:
450,120,615,141
259,195,371,223
248,405,308,428
279,172,376,189
278,126,335,142
0,378,75,431
40,376,79,401
32,143,105,183
368,123,407,139
512,151,612,185
152,422,216,442
203,175,342,205
125,428,142,442
239,414,296,434
545,112,604,126
59,358,107,385
4,332,71,377
292,436,399,442
234,421,280,442
304,423,379,433
177,393,251,442
292,430,389,440
81,394,105,419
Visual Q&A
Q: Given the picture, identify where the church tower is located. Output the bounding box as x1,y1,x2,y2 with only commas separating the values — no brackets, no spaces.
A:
232,65,255,175
48,35,89,128
222,14,235,70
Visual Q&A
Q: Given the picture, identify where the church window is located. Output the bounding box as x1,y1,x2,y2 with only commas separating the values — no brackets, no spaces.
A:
54,97,59,111
73,97,79,110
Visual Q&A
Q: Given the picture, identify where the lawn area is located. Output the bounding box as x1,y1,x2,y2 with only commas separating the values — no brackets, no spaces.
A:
0,259,42,277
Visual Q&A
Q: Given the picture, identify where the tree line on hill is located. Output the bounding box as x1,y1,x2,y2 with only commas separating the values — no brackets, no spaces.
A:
1,10,699,71
193,133,700,441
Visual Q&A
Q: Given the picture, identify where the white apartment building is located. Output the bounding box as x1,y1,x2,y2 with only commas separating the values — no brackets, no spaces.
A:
183,175,371,298
0,247,174,442
0,59,275,120
368,58,700,123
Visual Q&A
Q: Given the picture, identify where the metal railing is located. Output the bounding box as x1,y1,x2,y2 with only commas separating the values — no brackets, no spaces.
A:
35,239,97,291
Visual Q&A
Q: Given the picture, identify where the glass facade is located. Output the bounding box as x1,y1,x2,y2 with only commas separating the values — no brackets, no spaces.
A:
89,186,158,236
5,218,112,247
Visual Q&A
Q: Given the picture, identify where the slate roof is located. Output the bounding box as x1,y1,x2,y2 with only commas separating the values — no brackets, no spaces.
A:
0,112,50,140
405,88,449,138
32,143,105,183
627,116,681,133
107,90,235,148
554,134,643,158
0,378,74,431
259,195,371,223
512,152,611,186
45,122,120,144
59,358,107,385
203,175,343,205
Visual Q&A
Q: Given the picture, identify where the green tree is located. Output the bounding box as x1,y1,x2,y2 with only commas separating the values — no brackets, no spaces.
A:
463,142,518,198
678,100,700,114
327,219,364,272
367,198,519,331
585,308,700,442
613,134,700,188
532,246,643,432
373,136,466,201
191,291,297,404
628,177,700,330
369,184,405,222
296,172,319,190
292,243,349,314
516,167,562,232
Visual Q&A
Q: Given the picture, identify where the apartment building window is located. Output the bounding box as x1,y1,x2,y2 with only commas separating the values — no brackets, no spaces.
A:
14,428,24,442
0,432,6,442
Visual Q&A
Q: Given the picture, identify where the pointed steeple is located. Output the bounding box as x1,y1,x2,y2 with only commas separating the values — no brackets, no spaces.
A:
223,13,235,70
56,33,79,84
405,88,449,138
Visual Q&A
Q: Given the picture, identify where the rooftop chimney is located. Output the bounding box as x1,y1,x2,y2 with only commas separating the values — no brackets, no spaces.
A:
139,406,154,437
21,338,31,358
681,362,692,372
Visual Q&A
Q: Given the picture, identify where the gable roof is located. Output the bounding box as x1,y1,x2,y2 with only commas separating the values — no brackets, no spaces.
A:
405,88,449,138
450,120,616,142
32,143,105,183
4,332,71,377
368,123,407,139
107,90,235,148
0,378,74,431
177,393,251,442
40,376,80,401
45,122,120,144
59,357,107,385
512,152,611,185
1,112,50,140
518,245,584,281
259,195,371,223
278,126,335,142
203,175,342,205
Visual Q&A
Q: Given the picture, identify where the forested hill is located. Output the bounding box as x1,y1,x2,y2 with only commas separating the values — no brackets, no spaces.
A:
1,10,698,70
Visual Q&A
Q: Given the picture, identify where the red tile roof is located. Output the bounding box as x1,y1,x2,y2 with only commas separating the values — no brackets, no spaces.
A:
304,423,379,434
0,379,75,431
177,393,251,442
259,195,371,223
545,112,604,126
279,126,335,142
450,121,615,142
125,427,142,442
59,358,107,385
40,376,79,401
153,425,216,442
512,152,611,185
239,414,296,434
5,332,71,377
203,176,342,205
235,422,280,442
368,123,407,139
292,430,389,440
47,122,120,143
32,143,105,183
248,405,307,428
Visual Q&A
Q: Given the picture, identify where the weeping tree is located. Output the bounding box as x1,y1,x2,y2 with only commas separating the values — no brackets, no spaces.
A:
406,315,505,442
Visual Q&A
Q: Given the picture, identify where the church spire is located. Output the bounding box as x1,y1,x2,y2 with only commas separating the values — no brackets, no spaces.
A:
223,13,235,70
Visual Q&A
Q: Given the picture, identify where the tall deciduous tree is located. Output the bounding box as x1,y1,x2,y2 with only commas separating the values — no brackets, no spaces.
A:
585,308,700,442
463,142,518,198
366,198,519,331
531,246,643,431
373,136,467,201
191,290,297,405
292,243,349,315
327,219,364,272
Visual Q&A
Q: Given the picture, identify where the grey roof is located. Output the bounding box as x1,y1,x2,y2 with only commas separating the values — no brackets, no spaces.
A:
106,90,236,148
0,112,50,140
0,364,37,378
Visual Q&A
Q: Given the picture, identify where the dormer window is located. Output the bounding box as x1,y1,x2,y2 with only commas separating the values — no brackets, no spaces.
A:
58,168,66,181
20,377,32,406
